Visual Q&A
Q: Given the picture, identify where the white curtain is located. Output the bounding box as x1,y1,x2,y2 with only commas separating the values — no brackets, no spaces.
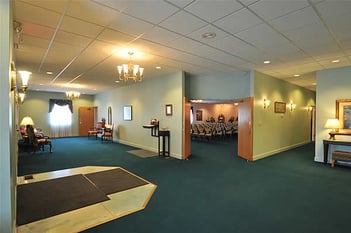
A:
49,104,72,138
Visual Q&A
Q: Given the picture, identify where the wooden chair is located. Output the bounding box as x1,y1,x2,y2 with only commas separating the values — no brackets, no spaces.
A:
88,122,103,139
101,124,114,143
37,134,52,153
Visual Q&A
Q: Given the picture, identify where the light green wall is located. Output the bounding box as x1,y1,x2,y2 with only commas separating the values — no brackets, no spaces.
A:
252,71,316,160
315,66,351,162
19,91,94,137
187,71,251,100
94,71,184,159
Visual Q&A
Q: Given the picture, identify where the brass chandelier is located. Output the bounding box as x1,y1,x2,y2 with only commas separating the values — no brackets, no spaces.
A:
66,90,80,99
117,51,144,82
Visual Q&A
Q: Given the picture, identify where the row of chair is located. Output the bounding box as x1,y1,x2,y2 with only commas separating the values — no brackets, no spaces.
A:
88,123,114,142
191,123,238,141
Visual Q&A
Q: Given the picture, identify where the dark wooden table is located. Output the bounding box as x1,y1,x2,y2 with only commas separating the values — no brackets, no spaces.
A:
323,139,351,163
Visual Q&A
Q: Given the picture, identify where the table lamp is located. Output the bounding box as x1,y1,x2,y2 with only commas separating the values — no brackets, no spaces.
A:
20,116,34,126
324,118,341,140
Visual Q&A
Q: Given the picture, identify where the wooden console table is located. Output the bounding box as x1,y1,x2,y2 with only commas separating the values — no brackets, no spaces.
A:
323,139,351,163
158,130,170,157
142,124,159,137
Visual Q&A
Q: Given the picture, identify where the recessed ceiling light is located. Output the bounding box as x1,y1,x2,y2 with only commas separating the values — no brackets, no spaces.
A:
155,66,161,70
294,74,300,77
332,59,340,63
202,32,216,39
115,80,120,83
46,71,53,75
263,60,271,64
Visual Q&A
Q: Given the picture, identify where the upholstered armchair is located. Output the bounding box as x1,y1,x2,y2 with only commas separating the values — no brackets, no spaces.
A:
101,124,114,142
88,122,103,139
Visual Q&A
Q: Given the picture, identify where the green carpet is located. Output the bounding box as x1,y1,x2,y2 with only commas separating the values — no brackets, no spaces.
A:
18,137,351,233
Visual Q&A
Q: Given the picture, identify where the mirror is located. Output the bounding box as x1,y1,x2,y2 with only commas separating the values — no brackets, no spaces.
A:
108,106,112,125
123,105,132,121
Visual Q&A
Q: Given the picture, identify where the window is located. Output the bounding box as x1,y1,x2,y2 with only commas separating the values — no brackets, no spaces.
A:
50,104,72,127
49,104,72,137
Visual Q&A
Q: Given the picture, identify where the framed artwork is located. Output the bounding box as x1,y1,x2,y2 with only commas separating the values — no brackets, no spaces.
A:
196,110,203,121
165,104,172,116
123,105,132,121
274,102,286,113
336,99,351,130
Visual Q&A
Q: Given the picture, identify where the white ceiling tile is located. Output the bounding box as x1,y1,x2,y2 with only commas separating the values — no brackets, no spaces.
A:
108,14,154,37
168,36,203,53
185,0,243,23
249,0,309,21
187,25,230,44
235,23,290,49
15,0,351,93
55,30,93,48
14,1,62,28
164,0,195,8
17,34,50,50
214,8,263,34
18,0,69,13
266,43,308,61
67,0,121,27
60,16,104,39
141,41,184,58
316,0,351,19
97,29,136,46
91,0,129,12
318,58,351,69
313,52,348,62
210,36,266,64
284,22,332,44
20,22,55,41
321,12,351,41
342,38,351,50
201,50,251,70
159,11,207,35
239,0,261,7
142,26,181,45
270,7,320,33
119,0,179,24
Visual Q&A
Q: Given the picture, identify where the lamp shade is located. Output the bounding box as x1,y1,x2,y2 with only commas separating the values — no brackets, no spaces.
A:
20,116,34,126
324,118,341,129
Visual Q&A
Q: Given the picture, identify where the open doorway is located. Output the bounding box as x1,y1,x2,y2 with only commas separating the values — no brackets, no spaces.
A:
190,100,239,143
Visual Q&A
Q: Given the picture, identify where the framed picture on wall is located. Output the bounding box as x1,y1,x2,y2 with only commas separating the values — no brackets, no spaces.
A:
274,102,286,113
196,110,203,121
336,99,351,130
165,104,172,116
123,105,132,121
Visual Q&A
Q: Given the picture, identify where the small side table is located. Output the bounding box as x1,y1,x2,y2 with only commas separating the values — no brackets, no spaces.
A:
158,130,170,157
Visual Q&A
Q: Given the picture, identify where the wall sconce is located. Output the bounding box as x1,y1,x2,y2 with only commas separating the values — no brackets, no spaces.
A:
263,98,270,109
18,70,31,93
324,118,341,140
289,103,296,112
10,62,30,104
306,106,313,112
18,92,25,104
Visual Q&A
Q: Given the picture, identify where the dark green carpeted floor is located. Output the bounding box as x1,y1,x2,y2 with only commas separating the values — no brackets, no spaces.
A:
18,137,351,233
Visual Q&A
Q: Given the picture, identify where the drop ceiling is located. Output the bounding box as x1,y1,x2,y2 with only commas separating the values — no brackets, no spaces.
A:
12,0,351,94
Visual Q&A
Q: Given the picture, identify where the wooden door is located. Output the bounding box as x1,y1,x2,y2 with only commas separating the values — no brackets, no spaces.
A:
79,107,95,136
238,97,253,161
182,97,191,160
